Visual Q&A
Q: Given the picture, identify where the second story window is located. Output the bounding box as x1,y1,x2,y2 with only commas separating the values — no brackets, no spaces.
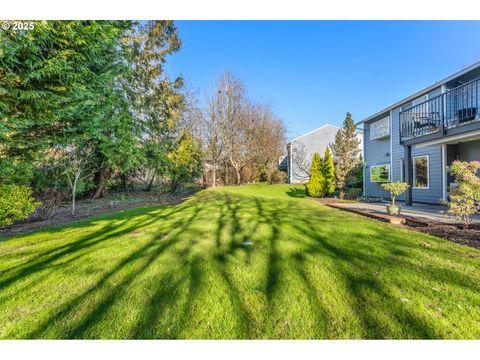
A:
369,116,390,140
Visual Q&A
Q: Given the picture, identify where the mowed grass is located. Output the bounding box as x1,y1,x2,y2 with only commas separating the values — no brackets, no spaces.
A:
1,183,480,339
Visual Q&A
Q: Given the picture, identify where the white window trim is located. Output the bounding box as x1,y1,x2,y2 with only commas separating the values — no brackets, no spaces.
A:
413,155,430,189
369,116,390,140
370,164,391,183
400,159,404,182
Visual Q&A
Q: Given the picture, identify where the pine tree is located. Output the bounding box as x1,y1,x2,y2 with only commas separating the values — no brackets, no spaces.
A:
321,147,335,196
330,112,361,198
306,152,323,197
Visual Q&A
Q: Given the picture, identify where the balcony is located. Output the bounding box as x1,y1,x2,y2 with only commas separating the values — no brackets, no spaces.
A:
400,77,480,144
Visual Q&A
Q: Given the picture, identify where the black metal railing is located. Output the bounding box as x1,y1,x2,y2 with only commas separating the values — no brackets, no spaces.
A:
400,77,480,142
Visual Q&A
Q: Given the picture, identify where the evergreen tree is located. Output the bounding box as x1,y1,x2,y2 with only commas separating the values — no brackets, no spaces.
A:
321,147,335,196
330,112,361,198
123,20,184,192
0,20,137,196
306,152,323,197
167,130,203,191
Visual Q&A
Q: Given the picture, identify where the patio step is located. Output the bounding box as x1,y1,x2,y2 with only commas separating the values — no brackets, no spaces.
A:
326,203,439,227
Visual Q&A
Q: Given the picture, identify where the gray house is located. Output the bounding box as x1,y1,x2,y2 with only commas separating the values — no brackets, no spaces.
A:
283,124,363,184
360,61,480,205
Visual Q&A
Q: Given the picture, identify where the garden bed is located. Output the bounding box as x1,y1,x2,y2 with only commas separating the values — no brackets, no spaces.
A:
413,223,480,250
0,187,199,237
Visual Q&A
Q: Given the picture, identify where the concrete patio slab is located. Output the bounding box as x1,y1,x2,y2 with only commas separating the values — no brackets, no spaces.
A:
326,201,479,225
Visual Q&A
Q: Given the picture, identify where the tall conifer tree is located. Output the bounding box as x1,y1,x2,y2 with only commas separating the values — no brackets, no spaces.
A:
306,152,323,197
330,112,361,198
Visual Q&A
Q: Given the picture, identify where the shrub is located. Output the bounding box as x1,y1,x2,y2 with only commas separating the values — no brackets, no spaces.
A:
240,167,253,184
167,130,203,191
259,170,269,182
0,185,39,226
346,188,362,200
269,170,286,184
36,188,65,220
380,181,409,206
447,160,480,227
306,153,323,197
321,147,335,196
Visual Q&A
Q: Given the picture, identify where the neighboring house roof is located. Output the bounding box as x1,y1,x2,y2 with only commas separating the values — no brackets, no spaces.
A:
287,124,340,144
358,60,480,125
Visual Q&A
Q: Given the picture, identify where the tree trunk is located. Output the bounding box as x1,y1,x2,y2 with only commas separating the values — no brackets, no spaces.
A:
92,169,109,199
229,157,241,185
145,170,156,192
234,167,241,185
224,163,228,185
71,170,81,216
212,162,217,187
121,173,127,190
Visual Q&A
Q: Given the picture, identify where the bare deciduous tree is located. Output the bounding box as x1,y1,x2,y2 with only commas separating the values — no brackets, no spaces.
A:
200,70,286,186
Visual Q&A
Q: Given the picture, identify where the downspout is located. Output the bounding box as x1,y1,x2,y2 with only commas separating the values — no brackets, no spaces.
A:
441,84,448,202
404,145,413,206
389,110,393,180
358,127,366,196
290,142,294,184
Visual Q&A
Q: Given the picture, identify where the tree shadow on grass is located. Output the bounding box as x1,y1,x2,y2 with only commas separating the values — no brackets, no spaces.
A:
0,204,194,301
285,187,306,198
289,214,480,338
24,201,206,339
4,190,480,339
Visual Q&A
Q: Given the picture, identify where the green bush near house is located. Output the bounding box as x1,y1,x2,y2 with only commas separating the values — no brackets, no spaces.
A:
306,152,323,197
346,187,362,200
0,184,39,226
447,160,480,227
321,147,335,196
268,170,286,184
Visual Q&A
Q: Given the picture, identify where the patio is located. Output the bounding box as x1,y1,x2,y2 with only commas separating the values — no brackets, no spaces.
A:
328,201,480,225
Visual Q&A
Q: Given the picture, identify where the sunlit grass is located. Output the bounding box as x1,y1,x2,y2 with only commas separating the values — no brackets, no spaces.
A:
1,183,479,339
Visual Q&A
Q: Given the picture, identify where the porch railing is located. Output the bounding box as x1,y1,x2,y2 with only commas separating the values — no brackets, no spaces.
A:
400,77,480,142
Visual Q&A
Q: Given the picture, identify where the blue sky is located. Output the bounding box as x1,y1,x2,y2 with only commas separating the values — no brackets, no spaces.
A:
164,21,480,140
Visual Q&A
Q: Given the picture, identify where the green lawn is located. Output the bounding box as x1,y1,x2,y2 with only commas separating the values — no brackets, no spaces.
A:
1,183,479,339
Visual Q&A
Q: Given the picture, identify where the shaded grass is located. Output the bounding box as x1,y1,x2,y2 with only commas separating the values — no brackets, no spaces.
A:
0,183,479,339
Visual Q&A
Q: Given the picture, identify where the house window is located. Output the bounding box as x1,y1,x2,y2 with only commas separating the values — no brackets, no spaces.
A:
369,117,390,140
370,165,390,183
413,155,429,189
412,94,428,106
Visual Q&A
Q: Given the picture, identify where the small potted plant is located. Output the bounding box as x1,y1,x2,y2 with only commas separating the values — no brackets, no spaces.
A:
381,181,409,216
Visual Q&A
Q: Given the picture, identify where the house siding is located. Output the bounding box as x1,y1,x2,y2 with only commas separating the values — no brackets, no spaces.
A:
365,86,445,204
288,125,348,184
457,140,480,161
364,114,391,198
411,145,443,203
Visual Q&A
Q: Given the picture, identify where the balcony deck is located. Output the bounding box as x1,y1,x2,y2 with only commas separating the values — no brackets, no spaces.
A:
400,77,480,145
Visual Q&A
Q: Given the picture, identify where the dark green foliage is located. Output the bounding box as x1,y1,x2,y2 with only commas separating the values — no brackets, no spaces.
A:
0,21,187,208
346,154,364,189
346,187,362,200
306,152,323,197
330,112,361,198
0,185,39,226
124,21,184,193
